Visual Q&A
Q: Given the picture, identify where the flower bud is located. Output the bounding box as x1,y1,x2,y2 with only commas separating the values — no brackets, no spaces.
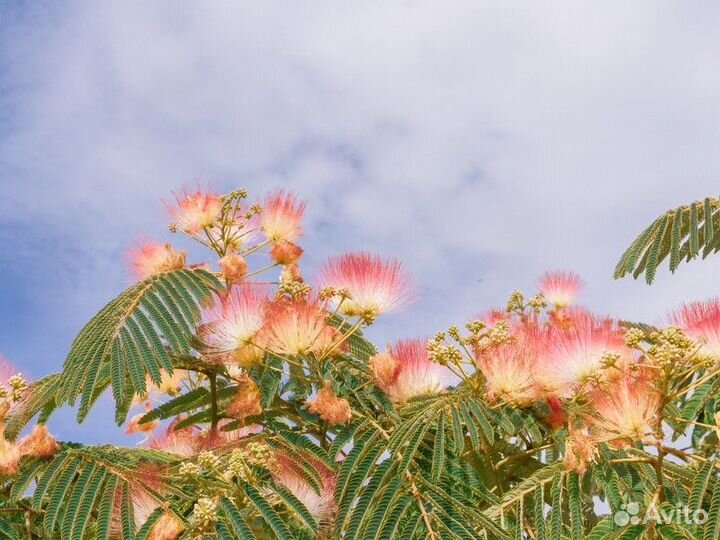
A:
18,424,59,459
270,240,304,265
227,374,262,422
306,382,352,425
0,437,20,476
219,251,248,284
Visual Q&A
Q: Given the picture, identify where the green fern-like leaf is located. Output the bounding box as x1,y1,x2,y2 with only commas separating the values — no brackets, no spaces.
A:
615,197,720,284
58,268,221,424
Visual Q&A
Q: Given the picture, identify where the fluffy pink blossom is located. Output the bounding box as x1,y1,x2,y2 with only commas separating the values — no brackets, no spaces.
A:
317,253,413,319
18,425,59,459
370,339,444,402
260,190,306,243
306,382,352,425
166,186,222,234
198,286,268,365
670,299,720,358
588,372,659,442
128,241,186,280
536,309,626,397
538,271,583,308
111,474,184,540
198,420,262,449
148,420,198,457
260,299,340,357
0,437,20,476
219,251,248,284
476,325,546,405
126,402,159,434
273,454,336,523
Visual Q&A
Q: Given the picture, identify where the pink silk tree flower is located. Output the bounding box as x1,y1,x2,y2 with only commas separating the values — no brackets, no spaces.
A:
272,454,337,523
475,325,546,406
260,190,306,243
260,298,340,357
370,339,444,403
670,298,720,359
126,402,159,435
306,382,353,425
587,371,659,443
0,437,20,476
538,271,583,308
148,420,199,458
128,241,186,280
166,186,222,235
18,424,59,459
198,285,268,366
536,308,627,397
112,477,184,540
317,252,413,320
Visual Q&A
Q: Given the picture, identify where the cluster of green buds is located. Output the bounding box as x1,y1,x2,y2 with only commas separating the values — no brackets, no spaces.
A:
624,327,646,348
179,462,202,479
471,320,514,353
196,450,221,471
221,189,249,206
6,374,26,402
427,331,463,366
190,496,218,532
427,319,516,367
600,351,622,370
277,266,311,299
225,442,277,483
243,441,277,469
318,286,351,303
506,290,547,315
646,326,696,366
227,448,252,482
277,279,311,300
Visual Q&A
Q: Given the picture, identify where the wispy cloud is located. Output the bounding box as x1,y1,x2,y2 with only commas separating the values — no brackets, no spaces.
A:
3,1,720,442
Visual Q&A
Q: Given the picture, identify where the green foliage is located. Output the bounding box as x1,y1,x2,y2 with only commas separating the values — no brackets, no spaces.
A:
615,196,720,283
7,444,184,540
9,188,720,540
7,268,222,436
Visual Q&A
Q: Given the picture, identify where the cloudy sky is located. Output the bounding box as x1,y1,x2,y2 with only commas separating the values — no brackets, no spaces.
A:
3,1,720,444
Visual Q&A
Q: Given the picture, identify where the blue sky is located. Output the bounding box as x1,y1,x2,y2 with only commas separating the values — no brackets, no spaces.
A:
3,1,720,445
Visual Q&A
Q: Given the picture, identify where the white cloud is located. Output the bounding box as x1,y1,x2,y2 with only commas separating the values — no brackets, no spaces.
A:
3,0,720,440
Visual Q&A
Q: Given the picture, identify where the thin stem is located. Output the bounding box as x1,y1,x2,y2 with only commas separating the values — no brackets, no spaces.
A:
495,444,553,468
209,372,219,432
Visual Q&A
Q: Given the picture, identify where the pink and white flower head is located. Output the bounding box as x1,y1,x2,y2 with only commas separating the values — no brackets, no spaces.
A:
563,427,597,475
0,437,20,476
112,476,184,540
199,420,262,449
126,402,159,435
148,420,199,457
537,308,626,397
18,424,59,459
260,298,340,357
166,186,222,235
306,382,353,425
273,454,336,523
370,339,444,403
670,299,720,358
538,271,583,308
198,286,268,365
476,325,545,406
128,241,186,281
317,253,413,320
588,371,658,442
260,190,306,243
